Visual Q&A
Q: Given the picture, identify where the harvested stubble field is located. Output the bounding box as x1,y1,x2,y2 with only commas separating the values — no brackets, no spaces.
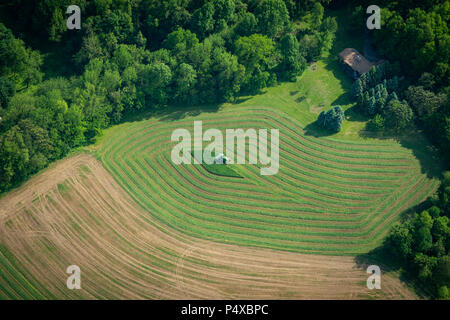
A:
0,153,418,299
0,105,437,299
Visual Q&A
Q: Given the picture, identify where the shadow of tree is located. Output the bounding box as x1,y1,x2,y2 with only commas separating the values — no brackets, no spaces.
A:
120,104,221,124
155,104,221,122
354,242,431,299
323,55,354,91
331,91,353,107
359,129,443,179
398,136,442,179
233,96,251,104
303,121,336,137
296,95,306,103
344,104,369,122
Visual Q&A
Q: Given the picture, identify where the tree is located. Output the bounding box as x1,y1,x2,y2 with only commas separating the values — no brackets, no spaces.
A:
0,125,29,190
383,99,413,132
210,49,245,102
279,34,306,81
235,12,257,37
173,63,197,103
189,0,236,37
375,96,387,114
385,222,413,260
0,77,15,109
112,45,136,71
0,23,42,87
352,78,363,99
414,225,433,253
298,33,320,62
317,105,344,132
164,28,199,59
387,76,399,93
213,0,236,30
317,17,337,56
17,119,53,170
434,255,450,291
255,0,290,38
48,5,66,42
437,286,449,300
309,2,324,31
432,216,449,243
349,5,365,32
405,85,447,119
367,114,385,131
100,9,135,44
22,49,43,88
191,1,215,38
75,33,105,66
64,105,85,148
386,91,399,105
142,62,172,104
418,72,436,90
414,252,437,281
137,0,191,49
424,103,450,166
235,34,278,93
428,206,441,219
367,96,376,115
72,58,111,141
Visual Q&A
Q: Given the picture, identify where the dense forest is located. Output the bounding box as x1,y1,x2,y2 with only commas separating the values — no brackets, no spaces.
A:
0,0,448,299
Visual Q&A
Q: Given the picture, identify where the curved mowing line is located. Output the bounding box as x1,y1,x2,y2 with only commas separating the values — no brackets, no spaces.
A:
118,117,414,166
104,120,422,208
101,151,432,254
106,117,412,185
100,110,413,163
148,154,428,236
96,107,437,255
109,146,426,236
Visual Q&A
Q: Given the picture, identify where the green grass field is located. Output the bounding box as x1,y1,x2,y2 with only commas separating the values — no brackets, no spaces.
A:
191,151,242,178
90,9,440,256
94,104,439,255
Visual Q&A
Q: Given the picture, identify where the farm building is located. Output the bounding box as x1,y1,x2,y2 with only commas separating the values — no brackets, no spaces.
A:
214,153,229,164
338,48,376,79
